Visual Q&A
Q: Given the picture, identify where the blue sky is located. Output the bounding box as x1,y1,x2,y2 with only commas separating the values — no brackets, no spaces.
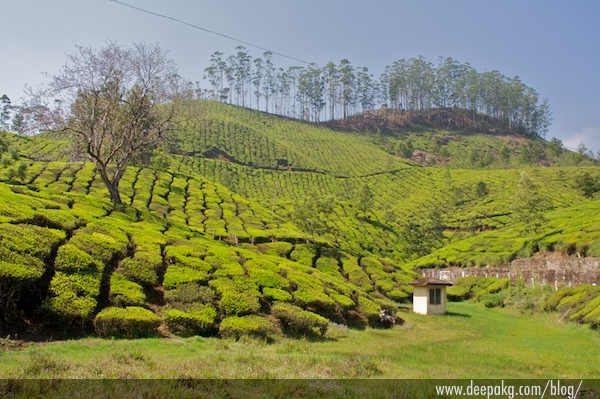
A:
1,0,599,152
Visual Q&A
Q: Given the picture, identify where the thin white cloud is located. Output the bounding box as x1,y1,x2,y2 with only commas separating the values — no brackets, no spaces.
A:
562,124,600,154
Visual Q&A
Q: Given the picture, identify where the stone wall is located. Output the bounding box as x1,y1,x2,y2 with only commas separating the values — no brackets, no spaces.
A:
419,257,600,289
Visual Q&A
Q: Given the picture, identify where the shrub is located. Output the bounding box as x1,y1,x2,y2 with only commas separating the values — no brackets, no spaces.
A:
219,291,261,316
315,257,342,277
164,283,215,305
42,291,97,322
0,223,65,259
163,265,208,290
545,286,577,311
218,315,275,340
293,289,336,309
347,269,373,291
54,244,102,273
119,252,160,286
110,272,146,306
248,269,289,290
69,230,127,263
164,305,217,335
479,293,504,308
583,307,600,329
271,302,328,336
42,271,102,322
386,289,409,302
262,287,293,302
357,296,381,326
328,292,355,309
256,242,293,257
213,262,245,278
48,271,102,298
0,260,45,283
94,306,161,338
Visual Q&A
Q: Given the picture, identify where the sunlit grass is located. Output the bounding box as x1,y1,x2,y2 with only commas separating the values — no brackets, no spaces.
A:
1,302,598,379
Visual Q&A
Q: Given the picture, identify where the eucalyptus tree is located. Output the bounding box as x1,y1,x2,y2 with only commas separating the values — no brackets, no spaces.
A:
0,95,11,130
338,59,356,118
252,57,264,110
356,66,377,113
322,61,339,120
204,51,228,102
262,51,276,113
297,64,325,122
233,46,251,107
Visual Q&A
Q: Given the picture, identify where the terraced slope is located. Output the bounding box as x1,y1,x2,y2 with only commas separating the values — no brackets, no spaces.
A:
1,100,599,339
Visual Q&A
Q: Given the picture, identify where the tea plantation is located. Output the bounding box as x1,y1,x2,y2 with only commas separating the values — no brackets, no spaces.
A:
0,100,599,339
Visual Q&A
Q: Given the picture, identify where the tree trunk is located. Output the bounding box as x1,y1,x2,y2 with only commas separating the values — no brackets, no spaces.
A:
97,164,123,207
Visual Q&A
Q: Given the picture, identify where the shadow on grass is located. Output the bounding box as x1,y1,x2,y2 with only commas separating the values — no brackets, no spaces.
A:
444,311,471,318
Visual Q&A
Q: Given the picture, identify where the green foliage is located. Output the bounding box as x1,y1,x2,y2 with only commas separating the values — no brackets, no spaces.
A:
479,293,504,308
248,268,289,290
220,290,261,316
94,306,161,338
357,296,381,325
43,271,102,322
293,193,337,240
358,183,374,216
547,137,564,158
545,284,600,329
510,171,552,242
69,229,128,263
54,244,102,273
262,287,293,302
573,171,599,199
120,256,159,286
271,302,328,336
395,140,414,158
110,272,146,306
475,181,489,198
164,283,215,305
0,223,66,260
447,276,510,302
163,265,209,290
289,244,318,267
218,315,275,340
164,305,217,335
399,208,444,257
0,260,45,283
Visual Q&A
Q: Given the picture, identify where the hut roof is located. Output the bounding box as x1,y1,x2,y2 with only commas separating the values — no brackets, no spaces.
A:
409,277,453,286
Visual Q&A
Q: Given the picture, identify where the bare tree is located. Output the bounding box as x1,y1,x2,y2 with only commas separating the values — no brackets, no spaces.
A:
28,42,179,206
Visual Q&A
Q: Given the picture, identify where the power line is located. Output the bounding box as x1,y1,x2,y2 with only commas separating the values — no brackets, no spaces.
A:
107,0,311,65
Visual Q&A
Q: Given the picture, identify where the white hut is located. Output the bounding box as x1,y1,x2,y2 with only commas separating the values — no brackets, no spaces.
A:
410,277,453,315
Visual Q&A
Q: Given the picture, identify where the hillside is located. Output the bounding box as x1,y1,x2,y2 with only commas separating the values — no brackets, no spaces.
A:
0,100,599,339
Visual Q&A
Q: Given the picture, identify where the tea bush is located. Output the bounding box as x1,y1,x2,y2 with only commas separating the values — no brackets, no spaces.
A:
271,302,328,336
54,244,102,273
219,290,261,316
164,283,215,305
42,271,102,322
357,296,381,325
69,229,127,263
218,315,275,340
163,265,209,290
262,287,293,302
110,272,146,306
94,306,161,338
164,305,217,335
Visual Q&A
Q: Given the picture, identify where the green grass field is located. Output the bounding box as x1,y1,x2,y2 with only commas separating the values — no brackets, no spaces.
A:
1,302,598,379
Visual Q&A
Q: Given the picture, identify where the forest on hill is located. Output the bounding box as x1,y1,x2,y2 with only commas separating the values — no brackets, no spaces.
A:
198,48,551,136
0,42,599,341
